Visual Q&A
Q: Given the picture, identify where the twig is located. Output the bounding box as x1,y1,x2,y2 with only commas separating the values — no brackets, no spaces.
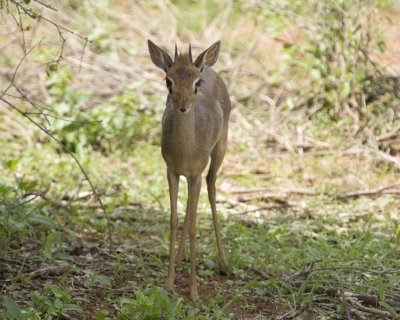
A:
26,112,102,124
230,185,400,200
16,5,26,54
248,266,273,279
237,204,292,215
11,194,41,208
356,144,400,170
288,280,400,309
341,185,400,198
377,124,400,143
32,0,58,11
9,0,88,41
229,187,316,195
79,37,88,73
288,266,400,280
373,148,400,170
0,44,38,99
350,299,391,317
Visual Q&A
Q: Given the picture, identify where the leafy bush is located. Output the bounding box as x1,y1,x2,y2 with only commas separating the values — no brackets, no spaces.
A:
0,178,56,252
283,1,389,118
1,285,83,320
45,68,161,154
117,286,203,320
244,0,398,130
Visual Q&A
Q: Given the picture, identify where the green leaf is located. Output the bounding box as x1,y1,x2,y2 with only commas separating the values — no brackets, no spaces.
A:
62,304,83,314
378,40,386,53
44,231,61,255
5,159,19,170
16,179,37,192
29,214,56,228
377,274,385,301
379,301,399,318
2,296,21,320
340,82,351,99
30,292,43,308
94,310,107,320
96,274,111,288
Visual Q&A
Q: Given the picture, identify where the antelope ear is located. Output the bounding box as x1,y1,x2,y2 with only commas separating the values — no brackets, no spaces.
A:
194,41,221,71
147,40,173,72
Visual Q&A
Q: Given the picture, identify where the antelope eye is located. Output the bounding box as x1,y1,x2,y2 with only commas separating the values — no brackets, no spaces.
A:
194,79,202,95
166,77,173,94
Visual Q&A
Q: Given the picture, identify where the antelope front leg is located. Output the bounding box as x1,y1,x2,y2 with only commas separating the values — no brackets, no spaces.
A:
175,207,190,266
166,169,179,291
187,175,201,299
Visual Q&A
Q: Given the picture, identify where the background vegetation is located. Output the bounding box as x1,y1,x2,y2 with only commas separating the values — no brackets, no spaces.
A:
1,0,399,319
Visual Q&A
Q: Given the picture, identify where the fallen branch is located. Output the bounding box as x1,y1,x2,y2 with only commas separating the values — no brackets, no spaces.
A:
356,144,400,170
237,204,293,215
289,281,400,309
28,265,71,278
377,124,400,143
373,148,400,170
287,266,400,280
341,185,400,198
230,187,316,196
229,185,400,201
251,263,400,310
340,288,352,320
349,299,391,318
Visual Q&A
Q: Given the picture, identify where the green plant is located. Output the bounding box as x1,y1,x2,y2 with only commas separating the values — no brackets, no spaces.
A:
44,68,161,154
0,179,56,252
117,286,188,320
83,270,112,289
285,1,386,119
1,285,83,320
243,0,398,135
29,284,83,319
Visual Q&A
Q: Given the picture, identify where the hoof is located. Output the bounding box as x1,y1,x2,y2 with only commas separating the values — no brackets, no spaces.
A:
175,258,183,267
218,259,229,275
175,252,185,266
190,289,199,300
166,278,175,292
219,268,228,276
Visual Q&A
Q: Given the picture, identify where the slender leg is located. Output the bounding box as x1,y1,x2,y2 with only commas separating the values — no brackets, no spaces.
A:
187,175,201,299
207,139,229,273
175,206,190,266
166,169,179,291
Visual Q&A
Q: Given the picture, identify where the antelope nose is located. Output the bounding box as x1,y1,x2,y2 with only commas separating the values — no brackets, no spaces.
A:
179,107,187,113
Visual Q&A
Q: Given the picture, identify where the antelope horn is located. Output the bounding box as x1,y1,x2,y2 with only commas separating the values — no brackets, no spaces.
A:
174,43,178,61
188,44,193,63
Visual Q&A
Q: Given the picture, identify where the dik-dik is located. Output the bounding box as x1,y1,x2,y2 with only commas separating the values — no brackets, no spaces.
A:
148,40,231,299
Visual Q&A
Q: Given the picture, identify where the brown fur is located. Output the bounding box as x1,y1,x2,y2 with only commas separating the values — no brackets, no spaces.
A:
148,40,231,299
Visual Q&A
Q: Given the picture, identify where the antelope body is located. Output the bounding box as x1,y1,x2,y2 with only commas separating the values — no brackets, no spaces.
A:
148,40,231,299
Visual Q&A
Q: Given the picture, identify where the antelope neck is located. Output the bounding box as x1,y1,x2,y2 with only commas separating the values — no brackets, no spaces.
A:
170,105,196,143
